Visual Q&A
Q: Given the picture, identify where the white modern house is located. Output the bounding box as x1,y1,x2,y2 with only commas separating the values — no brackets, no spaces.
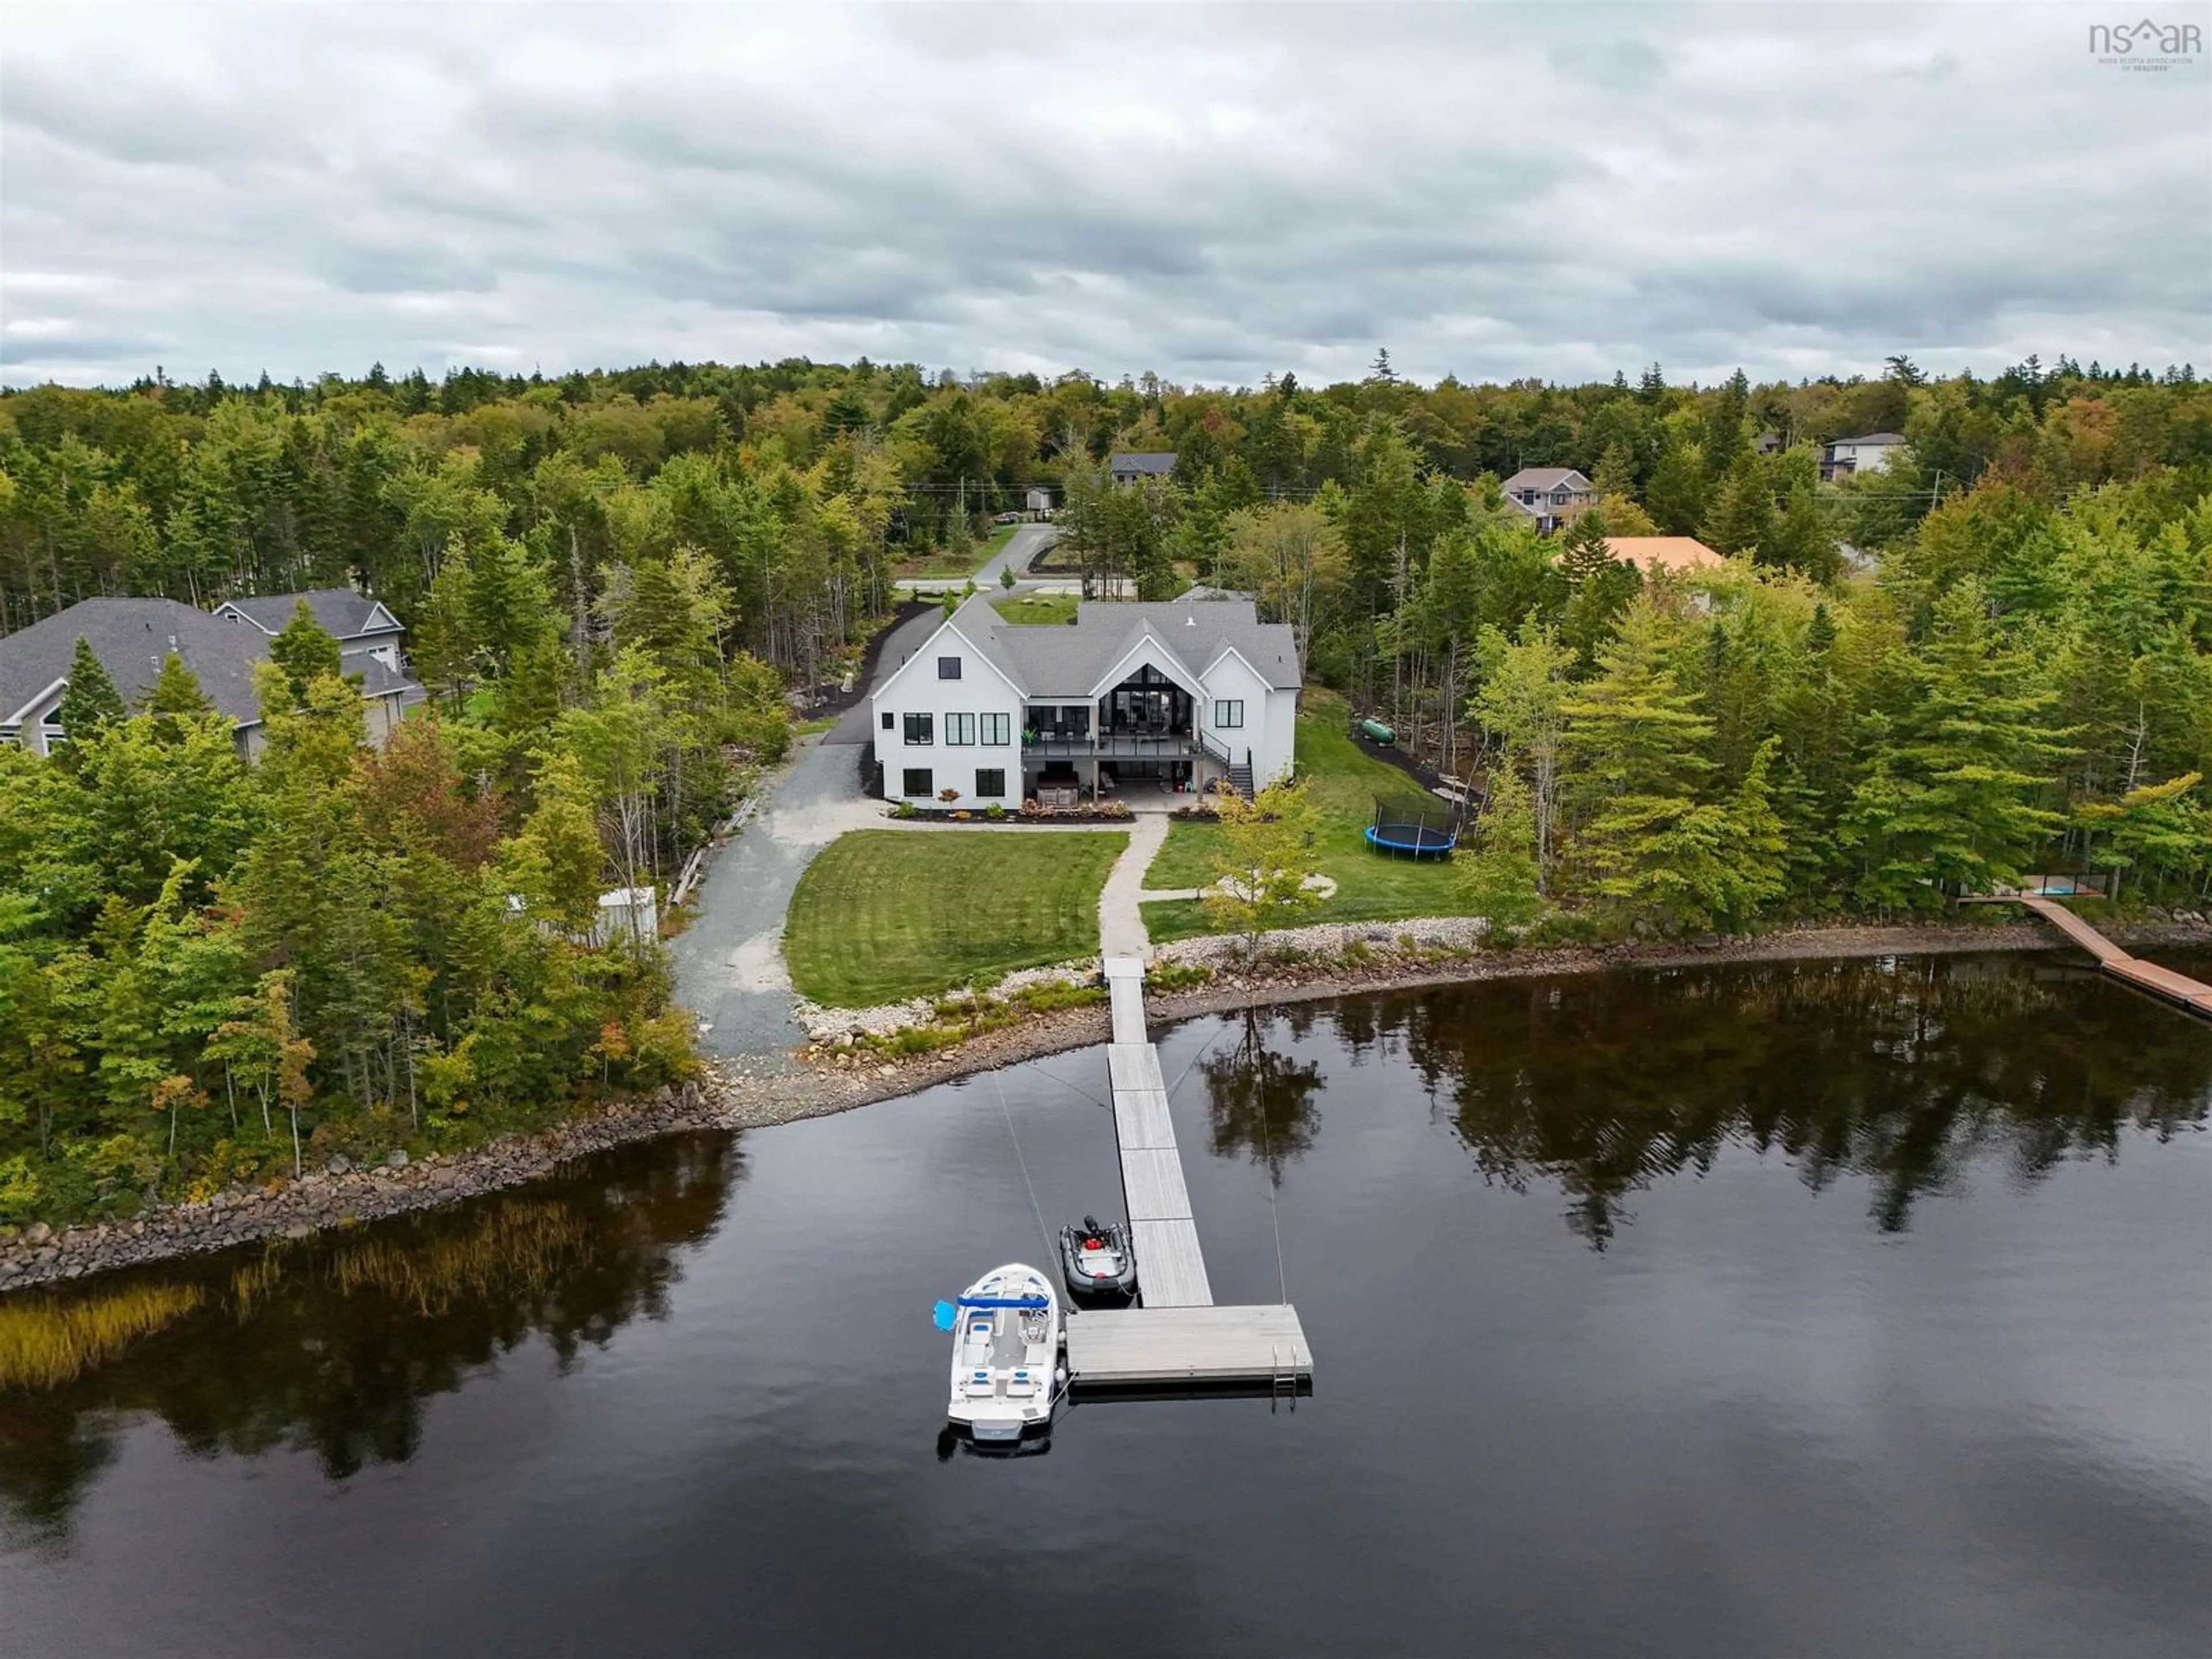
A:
869,596,1300,806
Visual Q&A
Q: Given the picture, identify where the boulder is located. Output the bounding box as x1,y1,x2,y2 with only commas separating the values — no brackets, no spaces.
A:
327,1154,353,1176
386,1149,410,1170
24,1221,53,1246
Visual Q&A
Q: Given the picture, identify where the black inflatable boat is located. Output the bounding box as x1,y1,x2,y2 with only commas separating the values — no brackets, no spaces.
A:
1057,1215,1138,1300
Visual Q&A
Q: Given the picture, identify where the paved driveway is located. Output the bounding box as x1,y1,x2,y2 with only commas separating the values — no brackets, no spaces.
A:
974,522,1058,588
825,606,948,745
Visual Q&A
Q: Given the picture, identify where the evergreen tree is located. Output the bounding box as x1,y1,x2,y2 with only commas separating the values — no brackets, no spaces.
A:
1845,582,2074,903
143,651,216,729
1805,600,1838,657
1703,369,1751,478
56,637,126,743
1699,459,1773,556
1556,509,1615,588
1461,764,1543,933
1591,441,1639,499
1757,482,1836,578
1562,602,1730,923
268,599,344,709
1643,441,1707,535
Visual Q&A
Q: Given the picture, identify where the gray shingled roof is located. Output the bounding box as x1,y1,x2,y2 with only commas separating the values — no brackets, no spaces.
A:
1500,467,1592,494
218,588,399,639
1833,432,1906,446
1108,451,1177,476
1,599,272,726
1,596,421,732
949,595,1300,698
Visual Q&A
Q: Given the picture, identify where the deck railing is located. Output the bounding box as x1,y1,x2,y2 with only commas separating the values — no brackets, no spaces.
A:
1025,731,1213,762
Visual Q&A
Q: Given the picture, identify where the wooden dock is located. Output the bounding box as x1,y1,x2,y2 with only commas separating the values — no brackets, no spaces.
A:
1066,1304,1313,1391
1066,957,1313,1393
1987,895,2212,1020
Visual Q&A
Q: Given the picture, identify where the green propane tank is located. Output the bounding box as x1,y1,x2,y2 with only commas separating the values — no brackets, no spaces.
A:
1360,718,1396,745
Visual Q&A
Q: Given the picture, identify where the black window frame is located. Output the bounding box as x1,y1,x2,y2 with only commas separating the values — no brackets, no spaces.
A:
1214,699,1245,729
937,656,962,680
980,712,1010,747
881,711,893,731
945,712,975,746
902,768,934,797
973,768,1007,800
903,713,933,745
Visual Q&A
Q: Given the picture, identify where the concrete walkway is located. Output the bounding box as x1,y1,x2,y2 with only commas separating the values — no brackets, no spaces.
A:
1098,812,1169,960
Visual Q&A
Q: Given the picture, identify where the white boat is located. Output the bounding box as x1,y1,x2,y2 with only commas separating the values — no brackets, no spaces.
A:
945,1263,1065,1442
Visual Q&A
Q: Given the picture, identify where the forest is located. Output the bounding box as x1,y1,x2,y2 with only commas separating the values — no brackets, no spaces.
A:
2,350,2209,1226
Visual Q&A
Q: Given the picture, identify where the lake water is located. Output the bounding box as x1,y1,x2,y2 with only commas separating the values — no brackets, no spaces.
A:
4,950,2210,1658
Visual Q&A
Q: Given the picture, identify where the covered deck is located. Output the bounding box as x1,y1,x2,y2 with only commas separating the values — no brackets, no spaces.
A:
1023,664,1237,804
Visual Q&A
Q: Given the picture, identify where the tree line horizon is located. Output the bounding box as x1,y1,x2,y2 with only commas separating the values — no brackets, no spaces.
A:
2,345,2207,1230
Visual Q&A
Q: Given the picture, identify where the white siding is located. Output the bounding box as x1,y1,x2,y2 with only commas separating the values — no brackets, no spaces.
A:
869,622,1024,803
1834,440,1898,475
1196,650,1296,786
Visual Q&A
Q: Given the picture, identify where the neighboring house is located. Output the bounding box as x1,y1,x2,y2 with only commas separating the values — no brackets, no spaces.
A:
1821,433,1906,482
1602,536,1725,578
1108,451,1177,487
869,595,1300,805
0,596,417,759
214,587,407,675
1499,467,1595,533
1024,486,1054,516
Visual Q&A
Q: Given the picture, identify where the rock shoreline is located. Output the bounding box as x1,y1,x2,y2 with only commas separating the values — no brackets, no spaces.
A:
4,914,2206,1294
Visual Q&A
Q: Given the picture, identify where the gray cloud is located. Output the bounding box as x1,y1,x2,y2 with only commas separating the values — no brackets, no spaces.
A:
3,2,2206,390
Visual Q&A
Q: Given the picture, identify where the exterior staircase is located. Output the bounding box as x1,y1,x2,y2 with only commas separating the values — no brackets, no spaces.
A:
1228,759,1254,797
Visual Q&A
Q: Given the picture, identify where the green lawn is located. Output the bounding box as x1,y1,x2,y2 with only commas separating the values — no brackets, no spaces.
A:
1141,688,1470,942
897,524,1018,581
786,829,1128,1005
990,592,1080,626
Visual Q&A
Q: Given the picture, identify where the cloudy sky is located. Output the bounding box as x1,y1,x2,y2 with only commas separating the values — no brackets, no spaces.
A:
4,2,2207,390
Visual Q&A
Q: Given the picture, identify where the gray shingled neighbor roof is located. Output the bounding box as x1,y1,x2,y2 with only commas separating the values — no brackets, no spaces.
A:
1,596,422,733
1499,467,1593,494
949,595,1300,698
217,588,399,640
1107,451,1177,477
0,599,273,726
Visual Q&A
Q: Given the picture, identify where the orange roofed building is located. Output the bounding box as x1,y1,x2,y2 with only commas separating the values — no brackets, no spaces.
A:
1603,536,1724,577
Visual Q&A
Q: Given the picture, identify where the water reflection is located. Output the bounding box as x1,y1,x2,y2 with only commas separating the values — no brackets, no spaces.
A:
1199,1006,1325,1183
1366,953,2212,1246
0,1134,736,1539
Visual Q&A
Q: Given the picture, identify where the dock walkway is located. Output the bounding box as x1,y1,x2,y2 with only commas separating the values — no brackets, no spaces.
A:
1063,957,1313,1392
2005,896,2212,1019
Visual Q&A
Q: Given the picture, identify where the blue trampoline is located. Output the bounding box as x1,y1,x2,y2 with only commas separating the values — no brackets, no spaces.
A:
1365,796,1461,858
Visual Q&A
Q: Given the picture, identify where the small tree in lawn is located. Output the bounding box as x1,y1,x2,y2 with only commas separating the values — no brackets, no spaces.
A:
1205,778,1323,956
